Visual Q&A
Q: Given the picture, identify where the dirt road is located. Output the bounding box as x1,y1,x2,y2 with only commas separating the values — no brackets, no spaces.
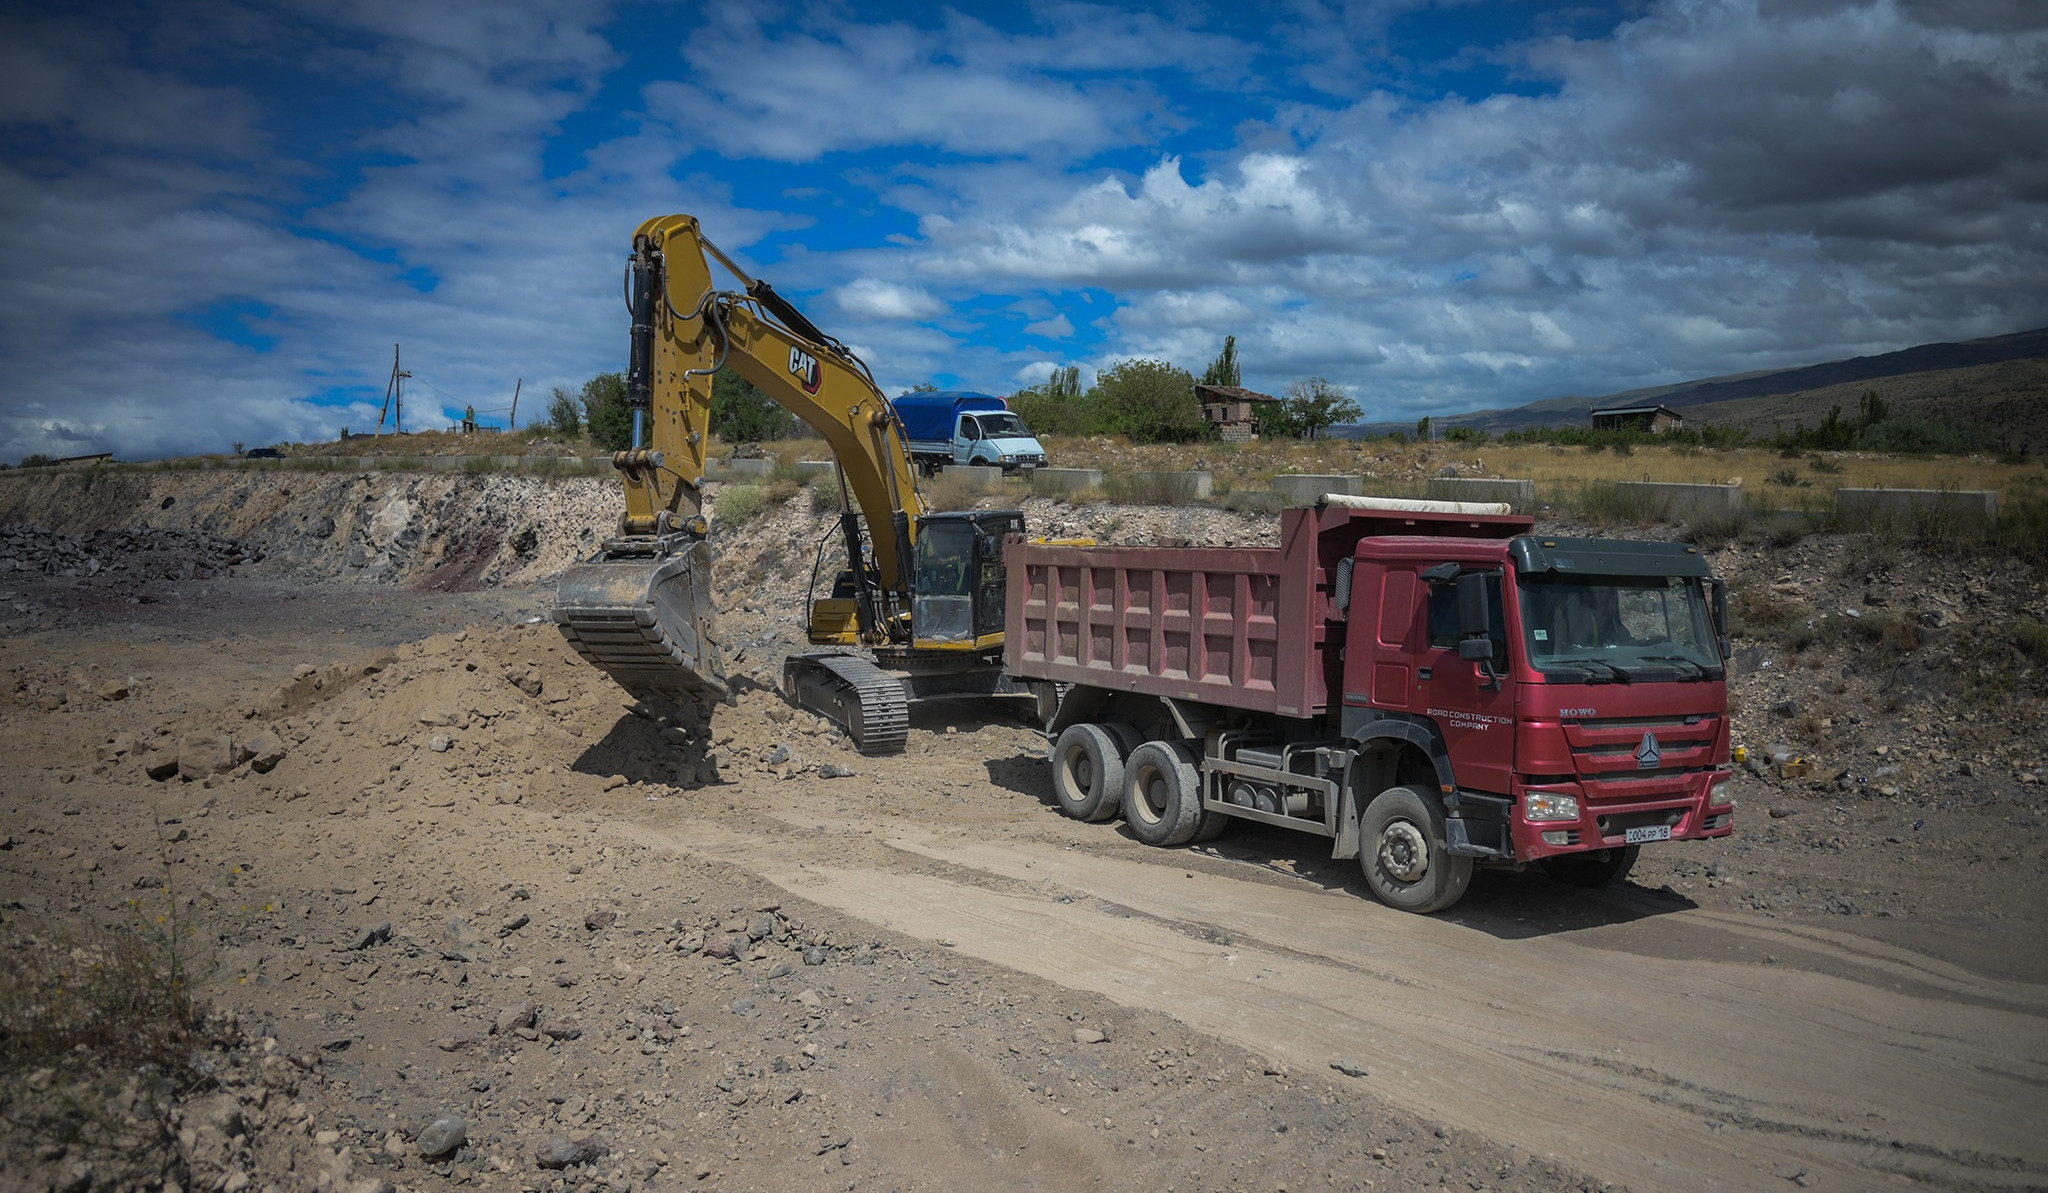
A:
4,476,2047,1192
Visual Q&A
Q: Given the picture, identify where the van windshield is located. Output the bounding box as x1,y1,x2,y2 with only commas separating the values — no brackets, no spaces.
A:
1518,574,1721,682
976,412,1029,438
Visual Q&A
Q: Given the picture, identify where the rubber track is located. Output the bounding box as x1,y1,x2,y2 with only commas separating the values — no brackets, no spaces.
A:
784,652,910,756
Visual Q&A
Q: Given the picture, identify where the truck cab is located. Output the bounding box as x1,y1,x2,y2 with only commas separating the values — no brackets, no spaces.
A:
1342,534,1733,894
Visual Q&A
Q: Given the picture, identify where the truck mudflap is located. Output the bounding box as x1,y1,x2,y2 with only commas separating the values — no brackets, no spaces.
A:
783,651,911,756
554,536,729,716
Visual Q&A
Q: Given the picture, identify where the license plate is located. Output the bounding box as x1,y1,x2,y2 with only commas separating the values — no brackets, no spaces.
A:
1624,825,1673,844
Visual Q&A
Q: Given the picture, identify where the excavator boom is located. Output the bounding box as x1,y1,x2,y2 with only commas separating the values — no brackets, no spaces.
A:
553,214,1005,753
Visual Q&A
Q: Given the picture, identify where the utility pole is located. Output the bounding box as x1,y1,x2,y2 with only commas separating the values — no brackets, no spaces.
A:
508,378,522,429
378,344,410,436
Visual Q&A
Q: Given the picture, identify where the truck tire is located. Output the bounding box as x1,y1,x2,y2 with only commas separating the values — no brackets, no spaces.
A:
1539,845,1640,888
1051,723,1129,823
1359,785,1473,913
1124,741,1205,847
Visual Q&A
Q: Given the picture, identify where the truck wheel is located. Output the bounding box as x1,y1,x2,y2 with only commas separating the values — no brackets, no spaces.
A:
1051,724,1128,823
1539,845,1640,888
1359,785,1473,913
1124,741,1205,847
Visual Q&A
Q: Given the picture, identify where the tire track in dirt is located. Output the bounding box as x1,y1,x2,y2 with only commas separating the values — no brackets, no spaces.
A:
620,814,2048,1193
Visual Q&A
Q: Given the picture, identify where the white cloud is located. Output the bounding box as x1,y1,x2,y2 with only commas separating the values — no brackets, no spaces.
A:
831,279,945,320
642,4,1244,162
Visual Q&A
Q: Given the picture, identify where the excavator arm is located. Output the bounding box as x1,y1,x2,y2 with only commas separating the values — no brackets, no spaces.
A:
554,213,969,748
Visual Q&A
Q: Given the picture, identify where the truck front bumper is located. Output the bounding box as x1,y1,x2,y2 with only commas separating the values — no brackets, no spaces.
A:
1509,771,1734,862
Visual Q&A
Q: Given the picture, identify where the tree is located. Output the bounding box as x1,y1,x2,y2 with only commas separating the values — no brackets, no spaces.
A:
900,382,940,395
1253,397,1304,440
1090,358,1206,443
1285,377,1364,440
581,371,632,451
1010,365,1085,435
711,366,799,442
546,386,581,434
1200,335,1241,388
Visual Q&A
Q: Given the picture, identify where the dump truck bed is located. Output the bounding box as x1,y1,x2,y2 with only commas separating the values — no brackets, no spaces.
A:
1005,502,1530,719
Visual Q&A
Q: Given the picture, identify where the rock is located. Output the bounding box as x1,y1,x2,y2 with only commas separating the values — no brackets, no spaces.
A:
497,913,530,938
416,1115,467,1158
818,763,856,779
1072,1027,1106,1045
177,732,238,780
493,1003,538,1035
540,1018,582,1041
95,679,131,701
802,946,829,966
1768,805,1799,819
1330,1060,1369,1077
766,743,794,765
746,913,775,941
428,734,454,753
702,936,740,961
142,749,180,781
585,909,617,931
535,1135,606,1170
243,730,287,774
345,923,391,951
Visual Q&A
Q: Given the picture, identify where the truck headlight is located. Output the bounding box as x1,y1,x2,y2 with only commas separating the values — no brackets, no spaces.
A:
1708,779,1735,809
1524,791,1579,822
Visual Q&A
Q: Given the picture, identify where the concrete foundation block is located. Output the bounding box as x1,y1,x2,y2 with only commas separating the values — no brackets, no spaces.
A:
948,465,1007,492
1835,487,1998,519
1615,481,1745,522
1271,474,1367,505
794,461,836,481
1427,477,1536,510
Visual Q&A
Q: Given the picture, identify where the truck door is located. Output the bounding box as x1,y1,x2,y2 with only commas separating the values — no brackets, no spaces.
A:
1418,571,1517,796
953,415,981,464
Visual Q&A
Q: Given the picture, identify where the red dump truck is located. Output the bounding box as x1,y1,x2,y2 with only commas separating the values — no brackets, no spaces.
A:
1005,496,1735,913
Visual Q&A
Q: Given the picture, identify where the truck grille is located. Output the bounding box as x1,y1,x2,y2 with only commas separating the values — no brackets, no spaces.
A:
1562,714,1722,801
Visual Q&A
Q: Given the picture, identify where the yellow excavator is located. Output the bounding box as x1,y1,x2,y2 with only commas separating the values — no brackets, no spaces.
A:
551,214,1029,754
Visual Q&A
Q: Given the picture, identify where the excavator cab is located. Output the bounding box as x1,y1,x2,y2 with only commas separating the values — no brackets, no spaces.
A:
911,510,1022,651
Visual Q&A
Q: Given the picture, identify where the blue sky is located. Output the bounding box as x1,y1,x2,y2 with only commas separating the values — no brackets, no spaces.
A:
2,0,2044,461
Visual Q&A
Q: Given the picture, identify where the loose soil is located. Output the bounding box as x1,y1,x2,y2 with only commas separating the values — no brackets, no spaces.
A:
1,470,2045,1193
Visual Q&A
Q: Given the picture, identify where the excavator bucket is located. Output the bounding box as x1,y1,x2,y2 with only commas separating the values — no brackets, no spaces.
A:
553,538,729,716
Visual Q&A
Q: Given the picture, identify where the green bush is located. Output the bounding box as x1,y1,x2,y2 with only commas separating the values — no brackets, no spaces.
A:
715,482,769,526
582,372,632,451
713,366,800,442
1091,358,1206,443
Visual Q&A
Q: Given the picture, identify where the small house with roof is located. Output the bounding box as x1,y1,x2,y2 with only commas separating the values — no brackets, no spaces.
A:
1195,384,1281,442
1590,404,1685,433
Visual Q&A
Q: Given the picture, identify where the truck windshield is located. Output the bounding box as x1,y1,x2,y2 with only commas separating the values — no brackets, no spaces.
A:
1518,574,1722,682
977,412,1029,438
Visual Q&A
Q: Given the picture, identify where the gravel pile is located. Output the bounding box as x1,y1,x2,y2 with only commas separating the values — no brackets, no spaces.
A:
0,525,259,580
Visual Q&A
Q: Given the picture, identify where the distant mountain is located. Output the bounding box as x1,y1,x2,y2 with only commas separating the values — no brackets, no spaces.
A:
1348,326,2048,454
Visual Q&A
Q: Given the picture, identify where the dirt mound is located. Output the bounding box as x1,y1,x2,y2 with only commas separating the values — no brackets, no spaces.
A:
4,467,2047,1193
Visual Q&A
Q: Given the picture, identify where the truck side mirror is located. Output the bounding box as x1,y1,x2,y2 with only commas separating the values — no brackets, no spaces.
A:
1455,572,1490,637
1455,572,1505,690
